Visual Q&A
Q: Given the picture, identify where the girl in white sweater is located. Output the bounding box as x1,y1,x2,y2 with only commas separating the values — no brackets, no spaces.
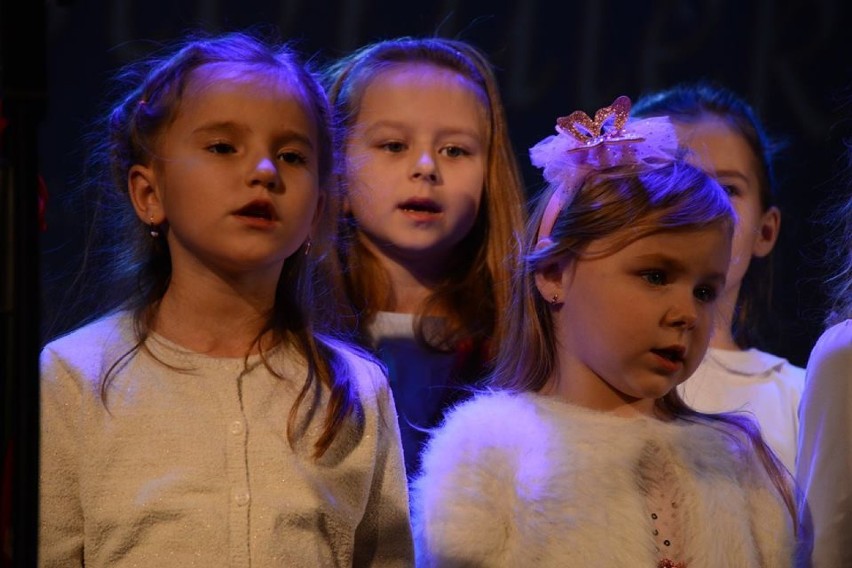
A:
412,96,797,567
39,31,413,567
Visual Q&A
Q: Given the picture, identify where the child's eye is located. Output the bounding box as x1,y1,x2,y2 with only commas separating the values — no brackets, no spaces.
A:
206,142,236,154
440,145,470,158
694,285,719,303
278,150,308,165
641,270,667,286
379,141,406,153
722,184,740,197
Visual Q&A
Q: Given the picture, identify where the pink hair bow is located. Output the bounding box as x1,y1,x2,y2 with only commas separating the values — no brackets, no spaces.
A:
530,95,678,240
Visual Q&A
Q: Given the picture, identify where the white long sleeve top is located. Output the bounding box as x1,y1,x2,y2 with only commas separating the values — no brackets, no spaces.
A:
677,347,805,473
796,319,852,568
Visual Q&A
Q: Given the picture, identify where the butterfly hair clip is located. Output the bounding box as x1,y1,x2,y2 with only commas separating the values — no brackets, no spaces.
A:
529,95,678,240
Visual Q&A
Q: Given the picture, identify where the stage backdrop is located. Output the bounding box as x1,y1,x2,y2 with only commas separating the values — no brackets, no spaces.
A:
38,0,852,367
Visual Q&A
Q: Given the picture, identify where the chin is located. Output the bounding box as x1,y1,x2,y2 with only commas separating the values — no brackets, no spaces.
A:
641,381,680,401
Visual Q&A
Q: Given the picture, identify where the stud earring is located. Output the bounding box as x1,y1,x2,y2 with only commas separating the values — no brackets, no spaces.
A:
149,216,159,238
550,294,559,304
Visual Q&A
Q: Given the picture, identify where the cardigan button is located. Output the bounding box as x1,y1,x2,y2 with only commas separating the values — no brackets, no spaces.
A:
234,490,250,506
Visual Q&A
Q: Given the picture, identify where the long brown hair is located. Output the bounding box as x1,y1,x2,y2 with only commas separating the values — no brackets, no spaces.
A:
75,29,358,459
323,37,526,367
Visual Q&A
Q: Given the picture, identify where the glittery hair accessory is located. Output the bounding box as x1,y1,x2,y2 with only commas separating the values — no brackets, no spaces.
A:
530,95,678,240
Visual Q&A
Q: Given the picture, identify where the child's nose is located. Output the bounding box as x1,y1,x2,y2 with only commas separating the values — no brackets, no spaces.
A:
410,151,440,183
664,299,698,330
249,157,279,190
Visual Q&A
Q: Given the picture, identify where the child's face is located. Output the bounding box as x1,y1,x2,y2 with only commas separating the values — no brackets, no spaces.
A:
674,116,779,304
344,63,486,277
130,63,321,286
537,225,731,417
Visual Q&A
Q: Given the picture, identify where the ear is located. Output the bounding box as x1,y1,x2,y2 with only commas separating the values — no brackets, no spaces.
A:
533,238,565,304
128,164,164,225
752,205,780,258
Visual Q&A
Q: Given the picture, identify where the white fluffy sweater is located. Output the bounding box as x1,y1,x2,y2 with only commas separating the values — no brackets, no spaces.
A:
412,391,795,567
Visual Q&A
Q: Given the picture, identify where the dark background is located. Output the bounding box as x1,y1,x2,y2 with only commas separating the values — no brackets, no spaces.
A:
37,0,851,367
2,0,850,564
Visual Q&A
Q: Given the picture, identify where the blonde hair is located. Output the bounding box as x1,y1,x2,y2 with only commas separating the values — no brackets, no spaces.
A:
324,37,526,364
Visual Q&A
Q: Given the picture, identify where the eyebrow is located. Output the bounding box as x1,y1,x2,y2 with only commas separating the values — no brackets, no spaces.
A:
192,121,315,149
634,253,727,283
712,169,751,185
359,119,482,140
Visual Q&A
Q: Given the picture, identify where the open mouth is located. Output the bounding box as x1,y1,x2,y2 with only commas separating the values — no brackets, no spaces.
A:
651,347,685,363
398,198,442,214
235,201,276,221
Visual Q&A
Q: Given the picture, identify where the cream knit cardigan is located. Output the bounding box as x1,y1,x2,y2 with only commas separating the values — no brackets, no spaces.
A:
40,312,414,567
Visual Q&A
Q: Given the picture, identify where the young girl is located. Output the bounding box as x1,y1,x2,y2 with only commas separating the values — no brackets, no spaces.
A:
412,96,796,567
322,37,527,477
39,31,413,567
632,84,805,474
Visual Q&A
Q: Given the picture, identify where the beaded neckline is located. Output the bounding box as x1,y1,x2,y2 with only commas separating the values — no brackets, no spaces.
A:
639,441,687,568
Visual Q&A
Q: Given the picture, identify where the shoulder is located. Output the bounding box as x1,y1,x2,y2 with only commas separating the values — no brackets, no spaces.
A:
801,320,852,404
323,334,382,367
743,348,806,397
808,320,852,372
433,391,550,444
704,347,805,383
418,391,553,476
40,312,135,372
676,415,774,479
319,334,390,397
40,311,137,396
44,310,131,347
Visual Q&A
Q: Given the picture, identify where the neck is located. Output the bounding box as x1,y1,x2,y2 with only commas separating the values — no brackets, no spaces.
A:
541,358,659,419
708,284,741,351
359,235,446,314
152,268,280,357
388,271,435,314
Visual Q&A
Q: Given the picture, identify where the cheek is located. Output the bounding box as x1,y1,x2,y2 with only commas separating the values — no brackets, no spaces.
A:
345,184,383,227
282,186,320,231
451,170,485,218
304,185,322,216
344,148,378,186
167,156,208,181
682,312,714,374
345,155,391,199
727,225,756,279
695,305,718,343
730,201,764,250
344,156,375,193
453,191,482,227
561,284,614,334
